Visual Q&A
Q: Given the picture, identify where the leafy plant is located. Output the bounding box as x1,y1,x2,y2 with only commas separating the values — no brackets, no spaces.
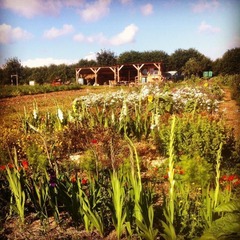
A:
200,200,240,239
5,150,25,224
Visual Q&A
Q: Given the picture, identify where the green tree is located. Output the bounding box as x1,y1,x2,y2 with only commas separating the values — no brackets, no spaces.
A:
169,48,209,73
22,66,34,84
1,57,23,85
96,49,117,66
117,50,142,64
26,66,48,84
141,50,169,62
77,59,97,67
212,58,222,75
217,48,240,75
182,57,202,77
0,68,4,84
141,50,170,71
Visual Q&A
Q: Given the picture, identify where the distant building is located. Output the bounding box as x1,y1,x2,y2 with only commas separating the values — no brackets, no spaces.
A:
76,62,163,85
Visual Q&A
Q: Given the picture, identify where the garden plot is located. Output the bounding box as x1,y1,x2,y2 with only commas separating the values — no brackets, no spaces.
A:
1,80,240,240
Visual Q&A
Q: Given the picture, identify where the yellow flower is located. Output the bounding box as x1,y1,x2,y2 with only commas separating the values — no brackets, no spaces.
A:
204,82,208,87
148,95,153,103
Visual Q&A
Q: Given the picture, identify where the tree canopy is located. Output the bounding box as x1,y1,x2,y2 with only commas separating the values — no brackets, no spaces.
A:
0,47,239,85
96,49,117,66
214,48,240,75
1,57,23,85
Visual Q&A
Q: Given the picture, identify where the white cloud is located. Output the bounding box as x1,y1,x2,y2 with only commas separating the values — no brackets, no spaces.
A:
140,3,153,16
0,0,84,18
73,32,106,44
73,24,138,46
198,21,221,33
79,0,111,22
0,0,61,18
43,24,74,39
120,0,132,4
109,24,138,45
84,52,97,61
192,0,220,13
64,0,85,7
0,23,33,44
22,57,77,68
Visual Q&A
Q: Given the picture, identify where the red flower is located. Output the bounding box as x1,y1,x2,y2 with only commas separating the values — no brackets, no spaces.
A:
81,178,88,185
7,163,14,169
179,170,184,175
70,176,76,183
21,160,29,170
163,174,168,179
221,175,228,181
233,179,240,186
91,139,98,144
0,165,6,171
228,175,235,182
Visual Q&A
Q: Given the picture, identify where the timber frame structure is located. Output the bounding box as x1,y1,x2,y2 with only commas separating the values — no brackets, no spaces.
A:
75,62,163,85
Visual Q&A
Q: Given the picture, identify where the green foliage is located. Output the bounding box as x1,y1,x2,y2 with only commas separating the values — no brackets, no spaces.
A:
26,143,48,172
200,200,240,240
1,57,23,85
134,182,158,240
97,49,117,66
25,171,50,223
217,74,240,105
117,50,143,64
179,154,212,187
158,114,228,165
1,79,240,239
0,84,83,98
216,48,240,75
1,48,239,87
169,48,210,74
110,171,127,239
5,150,25,224
182,57,202,77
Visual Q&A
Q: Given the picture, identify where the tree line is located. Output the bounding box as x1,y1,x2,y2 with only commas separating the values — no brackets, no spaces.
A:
0,47,239,85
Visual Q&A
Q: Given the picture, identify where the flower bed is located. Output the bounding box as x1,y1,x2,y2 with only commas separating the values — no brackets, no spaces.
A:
1,80,240,239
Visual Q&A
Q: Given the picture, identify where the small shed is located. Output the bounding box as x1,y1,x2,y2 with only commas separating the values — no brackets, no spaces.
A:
75,62,163,85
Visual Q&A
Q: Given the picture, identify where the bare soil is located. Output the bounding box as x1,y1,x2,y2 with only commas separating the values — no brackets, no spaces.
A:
219,87,240,138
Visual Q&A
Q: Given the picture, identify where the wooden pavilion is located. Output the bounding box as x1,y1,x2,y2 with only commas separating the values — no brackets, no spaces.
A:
75,62,163,85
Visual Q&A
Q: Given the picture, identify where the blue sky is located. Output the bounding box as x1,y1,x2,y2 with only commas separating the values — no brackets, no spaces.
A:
0,0,239,68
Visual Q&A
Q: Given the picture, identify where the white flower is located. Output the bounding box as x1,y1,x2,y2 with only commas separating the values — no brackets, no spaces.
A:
33,109,38,119
57,108,64,122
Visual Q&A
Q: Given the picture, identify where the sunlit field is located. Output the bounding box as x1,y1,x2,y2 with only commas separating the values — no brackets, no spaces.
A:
0,77,240,239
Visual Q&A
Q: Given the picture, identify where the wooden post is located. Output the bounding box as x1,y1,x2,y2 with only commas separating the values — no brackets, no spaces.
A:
90,67,100,85
76,68,81,83
133,64,144,84
117,65,124,82
153,63,162,79
110,66,117,82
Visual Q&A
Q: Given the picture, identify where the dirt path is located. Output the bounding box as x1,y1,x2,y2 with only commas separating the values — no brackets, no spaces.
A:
219,87,240,138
